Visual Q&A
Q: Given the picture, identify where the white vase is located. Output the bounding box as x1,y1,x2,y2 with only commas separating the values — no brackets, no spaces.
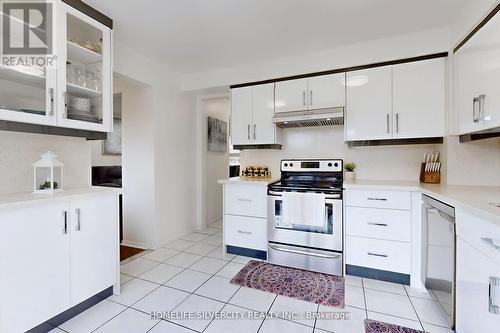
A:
344,171,356,181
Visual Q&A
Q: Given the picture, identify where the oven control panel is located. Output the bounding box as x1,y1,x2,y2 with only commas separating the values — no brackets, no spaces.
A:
281,159,343,172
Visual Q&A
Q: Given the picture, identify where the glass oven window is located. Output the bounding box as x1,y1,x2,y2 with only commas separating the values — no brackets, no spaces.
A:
274,200,334,235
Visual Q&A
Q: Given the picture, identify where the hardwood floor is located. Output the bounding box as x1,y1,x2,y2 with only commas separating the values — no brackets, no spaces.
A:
120,245,145,261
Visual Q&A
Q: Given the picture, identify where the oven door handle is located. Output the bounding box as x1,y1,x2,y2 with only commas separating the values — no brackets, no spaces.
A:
268,191,341,200
268,244,341,259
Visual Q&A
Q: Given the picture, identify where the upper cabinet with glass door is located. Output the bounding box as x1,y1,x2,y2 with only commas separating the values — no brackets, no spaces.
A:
57,1,112,132
0,1,57,125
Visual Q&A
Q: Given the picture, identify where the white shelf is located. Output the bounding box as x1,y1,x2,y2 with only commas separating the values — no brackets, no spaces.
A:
0,65,45,88
67,41,102,64
67,83,101,98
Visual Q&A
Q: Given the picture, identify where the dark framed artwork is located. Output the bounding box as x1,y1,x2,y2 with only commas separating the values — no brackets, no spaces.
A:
208,116,227,152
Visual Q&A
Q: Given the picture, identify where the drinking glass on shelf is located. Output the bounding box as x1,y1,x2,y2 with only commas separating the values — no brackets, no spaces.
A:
86,71,98,91
66,64,76,84
75,68,85,87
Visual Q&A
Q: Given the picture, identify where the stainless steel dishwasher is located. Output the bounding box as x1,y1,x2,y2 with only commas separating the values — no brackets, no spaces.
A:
422,194,456,330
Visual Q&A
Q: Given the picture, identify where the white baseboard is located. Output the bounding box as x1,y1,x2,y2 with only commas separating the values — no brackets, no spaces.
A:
121,240,149,250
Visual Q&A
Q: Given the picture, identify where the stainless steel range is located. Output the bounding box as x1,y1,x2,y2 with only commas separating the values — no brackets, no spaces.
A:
267,159,343,276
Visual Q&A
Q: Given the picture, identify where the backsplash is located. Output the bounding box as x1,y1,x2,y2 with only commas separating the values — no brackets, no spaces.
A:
240,127,443,181
0,131,91,194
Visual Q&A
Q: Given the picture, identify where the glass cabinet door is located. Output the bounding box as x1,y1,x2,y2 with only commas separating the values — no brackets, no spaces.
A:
0,1,57,125
58,2,111,132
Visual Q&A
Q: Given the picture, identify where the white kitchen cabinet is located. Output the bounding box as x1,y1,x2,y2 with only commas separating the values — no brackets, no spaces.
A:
275,74,345,113
456,237,500,332
275,78,308,113
307,73,346,110
222,181,268,256
0,3,58,126
57,2,113,132
252,83,277,144
393,58,446,138
0,202,71,333
231,86,253,145
0,191,119,333
345,189,413,281
345,66,393,140
231,83,280,146
346,59,446,141
70,194,118,305
455,10,500,135
0,1,113,133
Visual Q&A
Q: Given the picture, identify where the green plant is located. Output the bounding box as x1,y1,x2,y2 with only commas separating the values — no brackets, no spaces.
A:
345,163,356,172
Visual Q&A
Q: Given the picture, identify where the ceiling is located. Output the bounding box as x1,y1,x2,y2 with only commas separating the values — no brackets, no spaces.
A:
85,0,466,74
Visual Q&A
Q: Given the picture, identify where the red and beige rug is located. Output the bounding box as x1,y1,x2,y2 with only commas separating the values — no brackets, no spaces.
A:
230,260,345,308
365,319,426,333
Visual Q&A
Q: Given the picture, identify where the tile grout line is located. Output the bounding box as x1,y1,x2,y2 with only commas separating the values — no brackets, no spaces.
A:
404,287,426,331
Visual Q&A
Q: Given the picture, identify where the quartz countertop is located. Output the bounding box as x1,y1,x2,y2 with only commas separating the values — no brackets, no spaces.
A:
0,186,124,211
218,177,279,186
344,179,500,223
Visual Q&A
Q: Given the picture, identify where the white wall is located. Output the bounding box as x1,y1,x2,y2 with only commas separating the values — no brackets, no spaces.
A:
0,131,90,194
113,40,197,249
181,27,450,91
202,97,230,225
240,127,441,181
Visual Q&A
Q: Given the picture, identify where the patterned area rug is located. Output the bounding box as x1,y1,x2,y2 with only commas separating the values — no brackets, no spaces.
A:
230,260,345,308
365,319,426,333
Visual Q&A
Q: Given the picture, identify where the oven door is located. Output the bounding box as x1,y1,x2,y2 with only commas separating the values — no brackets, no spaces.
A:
267,191,343,252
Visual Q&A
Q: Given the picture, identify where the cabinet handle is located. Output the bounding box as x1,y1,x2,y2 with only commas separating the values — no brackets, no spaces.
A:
75,208,81,231
303,91,306,106
478,94,486,122
368,222,388,227
473,96,480,123
310,90,313,106
49,88,55,116
237,198,252,202
62,211,68,234
481,237,500,251
386,114,390,133
367,252,388,258
367,197,387,201
63,91,68,118
395,113,399,133
247,124,250,140
253,124,256,140
489,276,500,315
237,230,252,235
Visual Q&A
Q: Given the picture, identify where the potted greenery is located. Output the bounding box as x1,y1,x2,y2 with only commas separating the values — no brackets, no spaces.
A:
344,163,356,181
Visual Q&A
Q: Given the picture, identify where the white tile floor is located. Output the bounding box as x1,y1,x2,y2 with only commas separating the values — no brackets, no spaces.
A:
49,221,454,333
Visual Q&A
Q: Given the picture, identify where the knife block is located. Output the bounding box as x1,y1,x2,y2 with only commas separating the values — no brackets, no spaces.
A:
419,163,441,184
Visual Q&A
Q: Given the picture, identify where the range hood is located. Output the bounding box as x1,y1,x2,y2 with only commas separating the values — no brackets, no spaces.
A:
272,108,344,128
459,127,500,142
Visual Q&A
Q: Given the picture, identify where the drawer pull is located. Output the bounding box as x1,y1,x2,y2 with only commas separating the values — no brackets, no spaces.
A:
237,198,253,202
367,197,387,201
489,277,500,315
482,238,500,251
269,244,340,259
367,252,388,258
368,222,388,227
237,230,252,235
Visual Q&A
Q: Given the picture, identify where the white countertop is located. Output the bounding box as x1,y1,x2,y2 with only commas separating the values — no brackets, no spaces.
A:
0,186,124,211
218,177,279,186
344,179,500,223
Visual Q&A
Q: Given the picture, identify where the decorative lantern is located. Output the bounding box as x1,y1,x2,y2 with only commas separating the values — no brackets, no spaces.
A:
33,151,64,194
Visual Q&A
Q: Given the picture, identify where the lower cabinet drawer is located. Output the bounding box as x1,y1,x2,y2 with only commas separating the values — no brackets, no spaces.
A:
346,189,411,210
346,207,411,242
346,236,411,274
225,215,267,251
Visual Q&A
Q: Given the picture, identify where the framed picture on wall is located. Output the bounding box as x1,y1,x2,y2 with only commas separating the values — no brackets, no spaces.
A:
208,116,228,152
103,118,122,155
